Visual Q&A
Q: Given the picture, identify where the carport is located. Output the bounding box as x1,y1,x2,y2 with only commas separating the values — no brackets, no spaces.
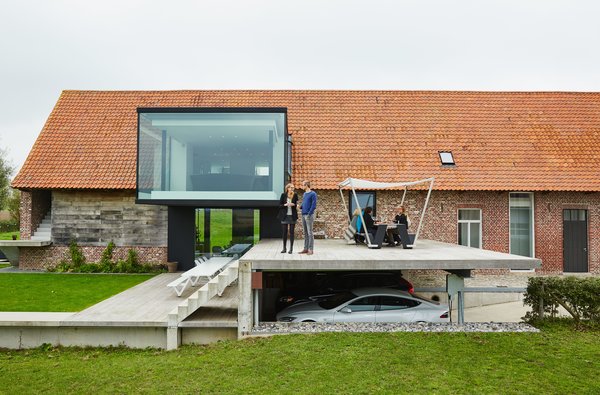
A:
237,238,541,336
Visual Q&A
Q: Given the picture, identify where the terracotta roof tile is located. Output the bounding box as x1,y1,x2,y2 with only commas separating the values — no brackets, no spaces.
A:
11,90,600,191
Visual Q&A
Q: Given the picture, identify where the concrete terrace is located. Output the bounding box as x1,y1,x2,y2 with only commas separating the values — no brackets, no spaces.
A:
1,239,541,349
241,239,542,271
0,274,238,349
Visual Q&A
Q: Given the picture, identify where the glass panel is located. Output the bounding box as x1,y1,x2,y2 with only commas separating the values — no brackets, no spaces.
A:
379,296,419,310
563,210,570,221
138,112,286,201
578,210,586,221
458,223,468,246
470,222,480,248
349,192,376,217
195,208,259,257
510,193,533,257
349,296,378,311
458,209,480,221
439,152,455,165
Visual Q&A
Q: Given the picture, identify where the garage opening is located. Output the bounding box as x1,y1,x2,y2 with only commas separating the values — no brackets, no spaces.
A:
257,271,414,322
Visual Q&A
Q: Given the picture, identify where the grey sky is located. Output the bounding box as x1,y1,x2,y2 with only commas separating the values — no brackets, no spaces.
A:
1,0,599,172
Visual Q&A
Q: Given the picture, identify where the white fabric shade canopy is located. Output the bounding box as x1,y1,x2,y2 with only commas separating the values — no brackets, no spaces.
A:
338,177,435,248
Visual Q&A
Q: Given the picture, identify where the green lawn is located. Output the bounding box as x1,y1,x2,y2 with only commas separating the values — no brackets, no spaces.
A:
0,323,598,394
0,231,19,240
0,273,154,312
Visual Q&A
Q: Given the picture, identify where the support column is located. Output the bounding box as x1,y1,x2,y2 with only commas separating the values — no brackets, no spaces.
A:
238,260,253,338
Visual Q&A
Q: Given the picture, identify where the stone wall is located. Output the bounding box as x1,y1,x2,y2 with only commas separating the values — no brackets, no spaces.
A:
310,189,600,274
51,190,167,246
19,189,168,270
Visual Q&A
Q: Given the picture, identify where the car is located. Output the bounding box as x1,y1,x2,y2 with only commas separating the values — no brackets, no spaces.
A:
277,271,414,309
276,287,449,323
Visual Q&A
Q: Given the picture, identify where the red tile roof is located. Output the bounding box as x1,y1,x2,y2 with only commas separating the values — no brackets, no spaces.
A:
12,90,600,191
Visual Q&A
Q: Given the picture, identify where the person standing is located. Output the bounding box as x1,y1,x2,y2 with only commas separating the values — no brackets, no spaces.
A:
299,180,317,255
278,183,298,254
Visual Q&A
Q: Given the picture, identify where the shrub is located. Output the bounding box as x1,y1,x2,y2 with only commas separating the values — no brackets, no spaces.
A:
68,240,86,269
0,219,18,232
524,276,600,323
48,243,165,274
98,242,116,273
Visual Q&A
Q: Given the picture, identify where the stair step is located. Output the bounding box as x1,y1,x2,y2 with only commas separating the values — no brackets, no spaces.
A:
31,236,51,241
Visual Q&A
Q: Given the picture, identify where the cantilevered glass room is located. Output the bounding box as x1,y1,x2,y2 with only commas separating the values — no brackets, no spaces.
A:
137,109,287,205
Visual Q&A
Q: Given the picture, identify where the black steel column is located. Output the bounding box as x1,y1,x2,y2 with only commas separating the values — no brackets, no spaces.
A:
168,206,195,271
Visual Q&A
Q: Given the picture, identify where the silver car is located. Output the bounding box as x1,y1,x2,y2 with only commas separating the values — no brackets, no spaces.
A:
276,287,449,323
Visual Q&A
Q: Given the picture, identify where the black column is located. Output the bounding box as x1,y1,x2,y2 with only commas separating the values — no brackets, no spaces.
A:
168,206,195,271
260,207,281,239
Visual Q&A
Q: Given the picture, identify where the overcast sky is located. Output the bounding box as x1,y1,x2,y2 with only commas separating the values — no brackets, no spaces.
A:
1,0,599,173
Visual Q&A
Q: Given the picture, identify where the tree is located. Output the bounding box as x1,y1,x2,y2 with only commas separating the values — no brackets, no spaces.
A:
0,146,14,210
7,188,20,224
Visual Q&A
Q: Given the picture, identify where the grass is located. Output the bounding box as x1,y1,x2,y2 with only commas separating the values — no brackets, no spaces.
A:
0,231,19,240
0,273,154,312
0,263,10,269
0,322,597,394
196,209,260,253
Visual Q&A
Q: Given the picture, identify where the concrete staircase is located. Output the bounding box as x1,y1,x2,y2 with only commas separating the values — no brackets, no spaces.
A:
31,213,52,241
166,260,239,350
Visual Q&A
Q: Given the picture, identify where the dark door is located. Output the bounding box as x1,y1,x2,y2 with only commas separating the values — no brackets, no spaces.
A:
563,209,588,272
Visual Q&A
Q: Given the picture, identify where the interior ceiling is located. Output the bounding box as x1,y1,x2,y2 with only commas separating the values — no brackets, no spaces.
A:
167,125,276,145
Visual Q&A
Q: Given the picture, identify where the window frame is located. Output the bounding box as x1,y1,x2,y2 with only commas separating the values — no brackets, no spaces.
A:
439,151,456,166
508,192,535,259
135,107,288,207
348,191,377,218
457,208,482,249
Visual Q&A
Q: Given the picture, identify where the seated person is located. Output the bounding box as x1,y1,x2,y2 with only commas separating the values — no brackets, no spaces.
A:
386,205,409,246
362,206,378,238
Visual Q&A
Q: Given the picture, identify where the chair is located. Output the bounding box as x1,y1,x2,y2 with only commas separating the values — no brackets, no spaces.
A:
343,215,359,244
367,224,388,249
397,224,415,249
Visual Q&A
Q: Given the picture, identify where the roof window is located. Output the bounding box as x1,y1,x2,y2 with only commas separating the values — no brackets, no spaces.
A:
439,151,455,166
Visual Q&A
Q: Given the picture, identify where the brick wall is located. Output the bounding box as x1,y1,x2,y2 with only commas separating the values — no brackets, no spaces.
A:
312,189,600,274
19,245,167,270
534,191,600,274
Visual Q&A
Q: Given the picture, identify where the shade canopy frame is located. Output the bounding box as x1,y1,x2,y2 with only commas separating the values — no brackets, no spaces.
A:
338,177,435,248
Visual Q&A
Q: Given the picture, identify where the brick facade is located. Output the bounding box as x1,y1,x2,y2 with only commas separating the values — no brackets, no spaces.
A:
309,189,600,274
18,245,167,270
19,188,599,273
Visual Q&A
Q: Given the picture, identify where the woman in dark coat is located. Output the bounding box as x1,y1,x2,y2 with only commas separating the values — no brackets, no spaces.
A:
278,183,299,253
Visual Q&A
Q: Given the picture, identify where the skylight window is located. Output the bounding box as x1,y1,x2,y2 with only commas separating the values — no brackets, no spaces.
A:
439,151,455,166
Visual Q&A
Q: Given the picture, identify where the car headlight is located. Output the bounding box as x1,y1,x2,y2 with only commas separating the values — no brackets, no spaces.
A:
278,316,296,322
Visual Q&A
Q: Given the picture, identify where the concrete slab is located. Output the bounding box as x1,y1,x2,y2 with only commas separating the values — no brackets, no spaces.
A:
241,239,541,271
0,312,75,326
0,240,52,247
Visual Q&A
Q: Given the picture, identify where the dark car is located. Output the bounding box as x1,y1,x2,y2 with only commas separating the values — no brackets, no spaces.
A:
278,271,414,310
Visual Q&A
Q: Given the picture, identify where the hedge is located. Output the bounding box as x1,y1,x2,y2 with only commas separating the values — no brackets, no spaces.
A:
0,219,19,232
524,276,600,322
